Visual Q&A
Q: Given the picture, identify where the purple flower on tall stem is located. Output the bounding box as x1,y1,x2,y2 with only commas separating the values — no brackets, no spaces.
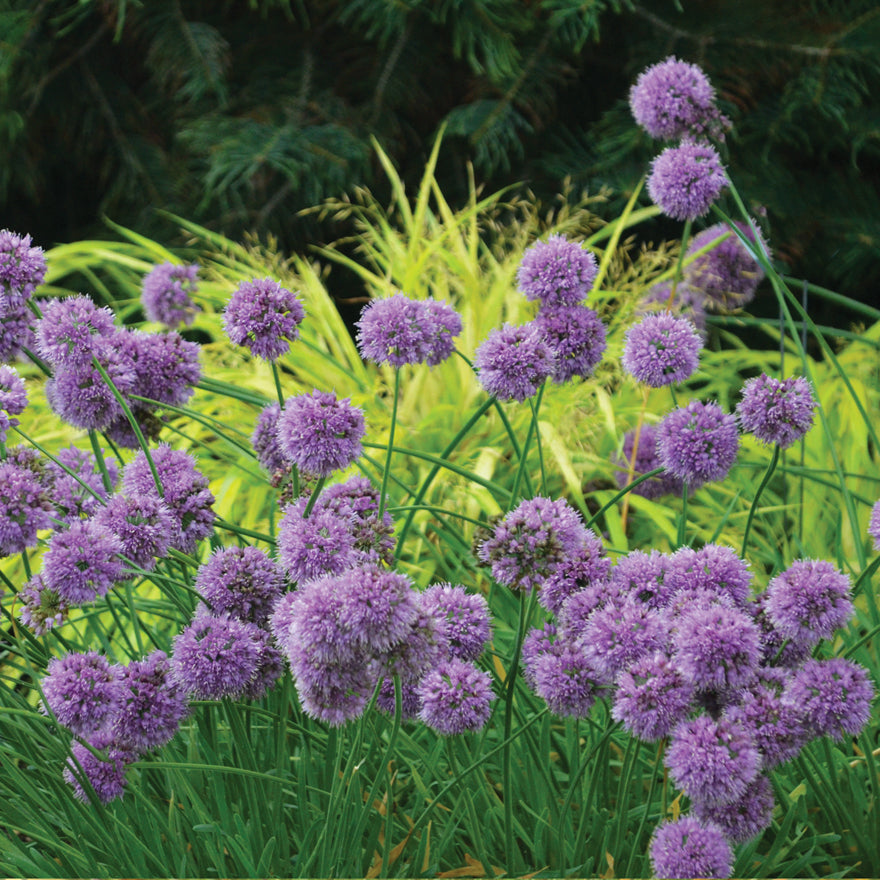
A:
420,583,492,662
36,296,117,369
610,549,673,608
42,651,124,737
0,229,46,308
141,262,200,327
533,305,606,383
736,373,816,449
419,658,494,735
18,575,70,635
692,772,775,843
118,328,202,407
277,497,358,584
94,493,176,570
251,402,287,476
223,277,305,361
473,323,555,402
64,731,135,804
0,462,53,556
622,313,701,387
666,544,752,607
517,234,598,307
649,816,734,879
532,642,598,718
615,425,684,501
539,526,611,615
0,303,36,363
647,141,728,222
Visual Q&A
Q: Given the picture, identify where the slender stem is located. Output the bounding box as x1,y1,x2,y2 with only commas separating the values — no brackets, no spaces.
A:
621,387,651,532
741,444,781,556
510,382,545,505
528,393,547,496
270,360,286,409
303,476,327,518
677,482,689,547
667,218,692,305
379,368,401,518
88,430,114,493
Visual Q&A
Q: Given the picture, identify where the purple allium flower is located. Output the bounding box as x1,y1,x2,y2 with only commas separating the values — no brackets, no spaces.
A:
102,405,166,450
277,497,358,584
122,445,216,554
666,714,761,807
276,578,351,667
420,583,491,662
613,652,693,741
521,621,561,688
36,296,117,369
666,544,752,607
622,313,701,387
377,675,424,720
47,445,119,526
684,220,768,311
251,402,287,475
41,520,124,605
141,262,200,327
640,283,708,336
630,56,729,142
870,499,880,551
785,657,874,741
473,322,555,402
241,630,285,700
674,603,761,691
0,302,36,363
276,390,365,478
517,234,598,307
692,772,775,844
750,592,813,669
419,657,494,735
532,642,598,718
269,591,300,646
615,424,684,500
656,400,739,488
647,141,728,222
0,229,46,308
539,527,611,615
356,293,462,367
764,559,853,645
577,596,671,683
318,475,394,563
649,816,734,880
64,731,135,804
119,328,201,407
112,650,189,750
294,653,376,726
223,277,305,361
0,462,52,556
171,611,264,700
478,496,586,592
736,373,817,449
42,651,124,737
94,494,176,570
18,575,70,635
557,584,619,642
533,304,606,383
610,549,673,608
194,545,284,625
0,365,26,442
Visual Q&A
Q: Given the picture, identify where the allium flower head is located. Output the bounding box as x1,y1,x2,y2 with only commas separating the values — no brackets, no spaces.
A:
870,499,880,551
610,549,673,608
47,445,119,526
478,496,586,591
613,652,693,741
692,773,775,844
640,283,708,336
630,56,729,141
532,642,598,718
276,390,365,477
251,402,287,476
18,575,70,635
0,229,46,308
318,475,394,563
0,303,36,363
764,558,853,645
420,298,464,366
241,629,285,700
521,621,561,688
666,714,761,807
420,583,491,661
473,323,555,402
684,221,767,311
36,295,116,368
419,658,494,735
0,462,52,556
647,141,728,222
141,262,200,327
223,277,305,361
119,328,201,407
615,424,684,500
0,365,27,442
736,373,816,449
622,313,701,387
194,545,284,625
656,400,739,488
277,496,358,584
539,526,612,615
517,234,598,307
533,304,606,383
64,731,135,804
294,653,376,726
649,817,734,879
666,544,752,607
42,651,124,737
95,493,176,570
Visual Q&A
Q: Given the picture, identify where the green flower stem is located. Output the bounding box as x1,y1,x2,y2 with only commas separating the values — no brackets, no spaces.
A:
741,443,781,556
88,430,114,494
379,367,401,518
528,392,547,496
510,381,545,505
196,377,271,407
270,360,286,408
668,218,692,303
214,517,276,545
677,482,689,547
446,738,493,878
585,467,667,530
303,476,327,517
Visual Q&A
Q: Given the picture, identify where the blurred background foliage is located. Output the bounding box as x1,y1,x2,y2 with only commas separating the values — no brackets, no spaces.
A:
1,0,879,321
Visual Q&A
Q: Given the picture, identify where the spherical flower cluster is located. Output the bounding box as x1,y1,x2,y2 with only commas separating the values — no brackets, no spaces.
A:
0,462,53,556
736,373,816,449
534,305,606,383
0,229,46,308
0,303,36,363
610,549,673,607
317,475,394,563
47,445,119,526
613,653,693,741
251,402,287,476
683,221,767,311
18,575,70,635
649,817,733,879
42,652,124,737
64,731,135,804
95,493,176,570
141,262,200,327
622,313,702,387
277,498,358,584
223,277,305,361
532,644,598,718
692,773,775,844
118,328,202,409
516,234,598,307
473,323,555,402
419,584,492,662
656,400,739,488
418,657,494,735
0,365,27,443
539,527,611,615
666,544,752,607
630,56,729,142
276,390,365,477
36,295,117,368
356,293,462,367
647,141,728,222
615,424,684,500
478,496,586,591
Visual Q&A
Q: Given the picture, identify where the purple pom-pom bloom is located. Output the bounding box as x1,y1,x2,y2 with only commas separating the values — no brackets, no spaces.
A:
473,323,555,402
276,390,365,477
478,496,586,592
0,462,52,556
764,558,853,645
119,328,201,408
141,262,200,327
665,544,752,607
517,234,598,307
647,141,728,222
18,575,70,635
0,365,27,443
0,303,36,363
419,658,494,735
785,657,874,741
666,714,761,807
277,497,358,584
420,583,492,662
622,313,701,387
94,493,176,570
649,817,734,879
613,652,693,741
610,548,673,608
223,277,305,361
42,651,124,737
630,56,729,142
736,373,816,449
615,424,684,500
656,400,739,488
47,445,119,526
318,475,395,563
539,527,611,615
870,499,880,551
0,229,46,309
251,402,288,476
532,643,598,718
36,296,117,368
534,305,606,383
521,622,561,689
692,772,775,843
64,731,135,804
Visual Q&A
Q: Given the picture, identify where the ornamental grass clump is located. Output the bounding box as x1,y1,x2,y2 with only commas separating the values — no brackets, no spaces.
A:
0,53,877,880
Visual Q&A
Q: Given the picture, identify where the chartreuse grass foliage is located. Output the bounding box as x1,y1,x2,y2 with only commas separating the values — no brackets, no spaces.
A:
1,137,879,878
